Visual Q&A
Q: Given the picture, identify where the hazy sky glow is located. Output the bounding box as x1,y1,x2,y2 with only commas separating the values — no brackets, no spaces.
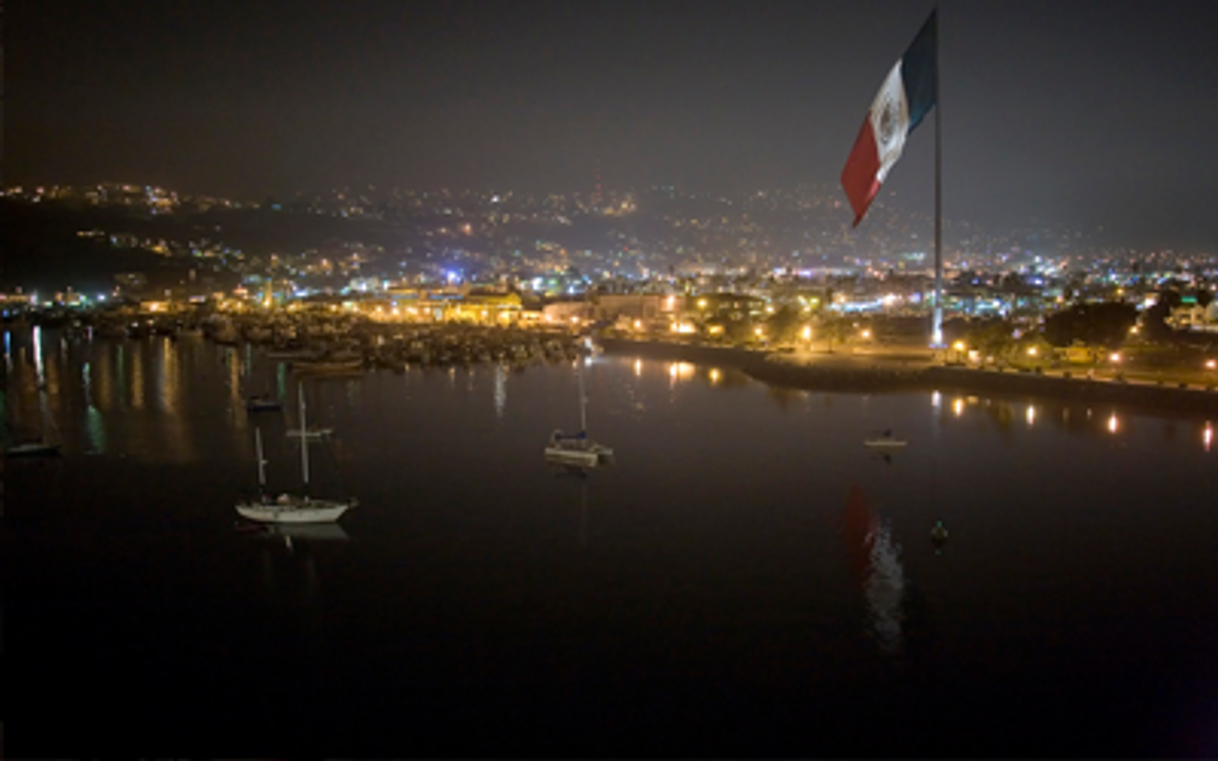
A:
9,0,1218,248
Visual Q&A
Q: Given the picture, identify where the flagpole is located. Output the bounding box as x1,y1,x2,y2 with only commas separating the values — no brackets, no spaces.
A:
931,5,944,348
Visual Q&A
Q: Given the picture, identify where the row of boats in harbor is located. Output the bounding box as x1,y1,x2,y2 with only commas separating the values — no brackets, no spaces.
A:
80,311,596,372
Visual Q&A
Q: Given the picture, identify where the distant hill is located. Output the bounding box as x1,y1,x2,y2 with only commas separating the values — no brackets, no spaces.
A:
0,199,191,295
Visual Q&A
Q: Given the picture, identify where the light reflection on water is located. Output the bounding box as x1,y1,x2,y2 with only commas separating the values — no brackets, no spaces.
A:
493,364,507,420
6,328,1218,754
2,328,1216,467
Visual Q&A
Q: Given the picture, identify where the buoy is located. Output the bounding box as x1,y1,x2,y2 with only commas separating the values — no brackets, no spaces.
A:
930,521,949,547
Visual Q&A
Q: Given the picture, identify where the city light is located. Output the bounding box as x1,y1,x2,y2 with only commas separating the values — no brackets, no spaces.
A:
1110,353,1121,363
802,326,813,341
1108,413,1119,434
1027,347,1038,356
1026,405,1036,426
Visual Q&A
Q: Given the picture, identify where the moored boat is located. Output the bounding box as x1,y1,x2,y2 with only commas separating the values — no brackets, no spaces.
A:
234,391,356,525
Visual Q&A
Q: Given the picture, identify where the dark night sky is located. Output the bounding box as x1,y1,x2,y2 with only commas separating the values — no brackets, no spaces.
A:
8,0,1218,249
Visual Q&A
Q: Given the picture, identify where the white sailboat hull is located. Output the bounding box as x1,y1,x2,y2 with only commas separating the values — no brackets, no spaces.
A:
544,446,601,468
544,438,613,468
235,497,355,524
863,439,907,449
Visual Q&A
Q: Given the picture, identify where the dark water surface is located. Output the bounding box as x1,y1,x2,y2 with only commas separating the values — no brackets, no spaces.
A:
4,329,1218,756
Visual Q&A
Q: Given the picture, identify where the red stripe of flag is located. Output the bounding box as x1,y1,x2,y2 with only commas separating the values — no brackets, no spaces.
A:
840,115,882,228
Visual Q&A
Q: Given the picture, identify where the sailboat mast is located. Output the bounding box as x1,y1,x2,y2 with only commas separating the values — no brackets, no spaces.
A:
298,383,310,495
931,5,944,348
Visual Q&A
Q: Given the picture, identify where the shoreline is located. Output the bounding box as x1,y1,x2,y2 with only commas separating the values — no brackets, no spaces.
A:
599,337,1218,417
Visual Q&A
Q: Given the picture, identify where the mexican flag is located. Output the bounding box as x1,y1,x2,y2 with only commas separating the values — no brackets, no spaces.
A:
840,11,938,227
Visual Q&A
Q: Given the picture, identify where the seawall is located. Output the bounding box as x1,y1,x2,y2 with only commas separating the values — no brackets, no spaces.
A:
599,337,1218,416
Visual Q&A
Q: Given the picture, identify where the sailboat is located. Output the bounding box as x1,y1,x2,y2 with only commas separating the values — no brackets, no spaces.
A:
5,390,62,458
544,359,612,468
235,385,357,524
863,428,907,449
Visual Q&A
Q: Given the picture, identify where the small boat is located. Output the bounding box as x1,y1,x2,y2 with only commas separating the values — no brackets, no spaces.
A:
286,426,333,439
246,394,283,413
291,359,364,375
545,430,613,468
267,348,325,360
234,389,356,525
5,440,62,458
544,360,613,468
864,429,907,449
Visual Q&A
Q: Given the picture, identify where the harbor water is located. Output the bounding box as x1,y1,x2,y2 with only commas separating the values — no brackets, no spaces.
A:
3,328,1217,755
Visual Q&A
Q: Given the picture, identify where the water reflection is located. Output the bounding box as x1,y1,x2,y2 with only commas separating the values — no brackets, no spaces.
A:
549,463,592,548
265,523,350,543
766,385,803,410
85,405,107,454
32,326,44,387
668,362,695,387
6,335,1218,470
494,364,507,420
130,344,145,410
840,484,907,656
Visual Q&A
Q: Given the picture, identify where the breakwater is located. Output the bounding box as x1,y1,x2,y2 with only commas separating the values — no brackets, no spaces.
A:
599,337,1218,416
